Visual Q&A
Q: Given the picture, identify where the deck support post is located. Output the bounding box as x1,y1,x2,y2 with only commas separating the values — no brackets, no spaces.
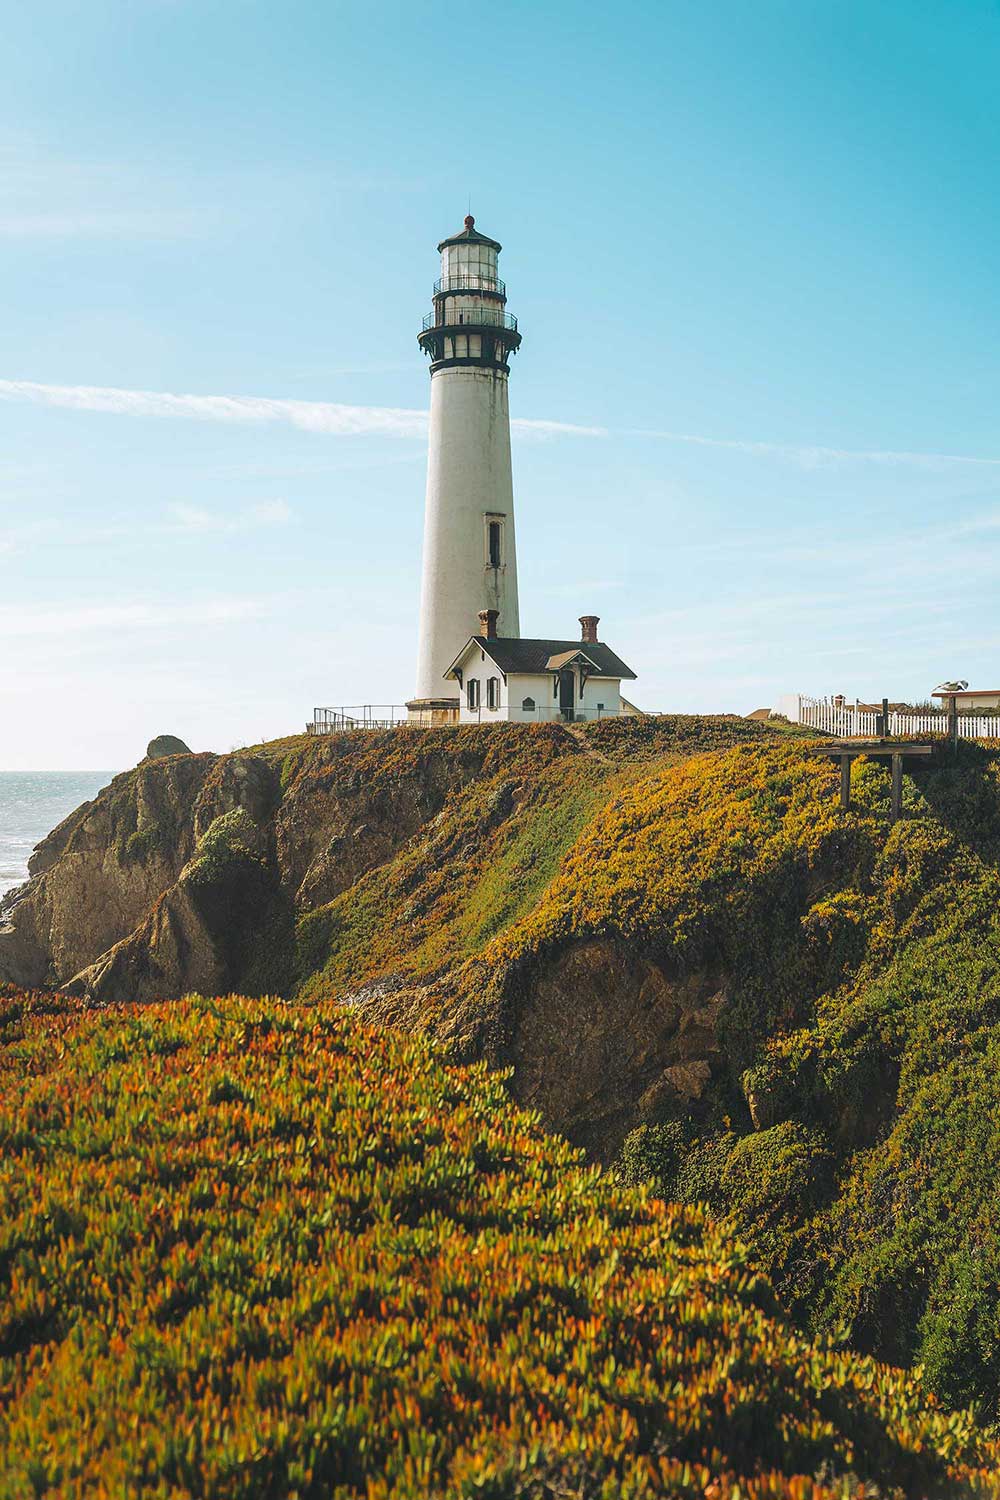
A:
807,741,933,820
891,753,903,823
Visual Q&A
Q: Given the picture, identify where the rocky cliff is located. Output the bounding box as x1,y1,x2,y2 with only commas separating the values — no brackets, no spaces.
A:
7,717,1000,1413
0,717,794,1157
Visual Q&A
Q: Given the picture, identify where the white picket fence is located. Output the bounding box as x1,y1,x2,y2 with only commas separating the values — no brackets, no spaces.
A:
784,695,1000,741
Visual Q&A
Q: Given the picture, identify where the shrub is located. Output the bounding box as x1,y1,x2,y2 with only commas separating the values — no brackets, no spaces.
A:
615,1120,685,1191
186,808,263,887
1,986,998,1498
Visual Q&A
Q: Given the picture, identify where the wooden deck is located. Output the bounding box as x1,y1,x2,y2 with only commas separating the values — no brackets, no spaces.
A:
805,740,936,822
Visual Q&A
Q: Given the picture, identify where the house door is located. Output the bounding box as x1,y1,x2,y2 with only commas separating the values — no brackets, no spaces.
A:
558,669,575,721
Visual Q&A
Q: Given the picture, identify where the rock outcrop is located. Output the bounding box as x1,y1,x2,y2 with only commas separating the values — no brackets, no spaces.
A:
146,734,193,759
500,939,727,1156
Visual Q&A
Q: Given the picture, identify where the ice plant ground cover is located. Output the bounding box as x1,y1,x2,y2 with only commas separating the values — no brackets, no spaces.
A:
1,986,999,1499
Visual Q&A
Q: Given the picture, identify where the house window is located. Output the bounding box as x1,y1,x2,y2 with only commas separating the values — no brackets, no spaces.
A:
521,697,536,712
467,679,480,711
486,518,503,568
487,677,499,711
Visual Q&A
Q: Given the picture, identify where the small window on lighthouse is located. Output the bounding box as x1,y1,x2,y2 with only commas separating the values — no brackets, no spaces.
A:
487,520,502,568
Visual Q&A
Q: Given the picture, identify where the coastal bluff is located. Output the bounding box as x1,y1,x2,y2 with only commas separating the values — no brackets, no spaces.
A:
6,718,1000,1410
0,716,804,1159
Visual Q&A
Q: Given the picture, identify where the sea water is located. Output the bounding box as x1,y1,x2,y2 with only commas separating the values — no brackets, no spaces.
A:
0,772,114,900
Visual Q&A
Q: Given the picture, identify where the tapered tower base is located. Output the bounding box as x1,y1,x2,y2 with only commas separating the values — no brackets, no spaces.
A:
405,697,460,726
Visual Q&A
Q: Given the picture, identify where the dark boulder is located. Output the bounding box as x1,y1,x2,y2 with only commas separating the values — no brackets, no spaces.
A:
146,734,193,760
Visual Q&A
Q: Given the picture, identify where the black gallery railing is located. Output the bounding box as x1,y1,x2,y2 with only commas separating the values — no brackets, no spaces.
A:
422,308,518,332
434,274,505,296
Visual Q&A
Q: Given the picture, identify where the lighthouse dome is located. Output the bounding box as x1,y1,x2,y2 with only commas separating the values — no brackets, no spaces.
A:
438,216,502,294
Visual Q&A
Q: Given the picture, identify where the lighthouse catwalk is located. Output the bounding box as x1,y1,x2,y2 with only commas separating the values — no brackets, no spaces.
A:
408,216,523,719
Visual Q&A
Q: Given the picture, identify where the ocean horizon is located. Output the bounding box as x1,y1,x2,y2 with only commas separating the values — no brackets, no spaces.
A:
0,772,114,900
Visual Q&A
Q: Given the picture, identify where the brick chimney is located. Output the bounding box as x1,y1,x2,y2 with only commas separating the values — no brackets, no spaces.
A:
478,608,499,640
579,615,599,644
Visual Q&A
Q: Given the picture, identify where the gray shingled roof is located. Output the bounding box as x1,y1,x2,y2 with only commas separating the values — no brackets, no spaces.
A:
447,637,637,681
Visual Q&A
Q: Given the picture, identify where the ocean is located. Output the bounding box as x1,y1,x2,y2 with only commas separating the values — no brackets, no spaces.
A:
0,772,114,900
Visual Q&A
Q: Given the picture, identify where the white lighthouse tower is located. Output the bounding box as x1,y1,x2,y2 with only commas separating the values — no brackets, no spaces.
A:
408,215,522,721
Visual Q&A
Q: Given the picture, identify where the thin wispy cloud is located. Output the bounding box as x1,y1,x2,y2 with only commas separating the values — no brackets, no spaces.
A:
628,429,1000,469
0,211,197,238
0,377,995,466
0,378,425,437
514,417,610,438
0,378,604,440
166,499,293,534
0,598,266,640
0,501,294,556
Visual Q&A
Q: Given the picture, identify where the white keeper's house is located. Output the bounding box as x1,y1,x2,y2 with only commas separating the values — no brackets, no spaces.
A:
404,212,639,725
446,610,636,724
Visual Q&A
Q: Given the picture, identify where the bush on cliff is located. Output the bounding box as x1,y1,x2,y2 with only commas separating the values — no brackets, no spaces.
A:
3,985,999,1499
606,742,1000,1418
186,807,264,887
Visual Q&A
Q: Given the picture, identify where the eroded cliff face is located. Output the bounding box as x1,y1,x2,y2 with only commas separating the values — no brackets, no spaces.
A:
1,755,217,989
0,731,496,1001
0,716,823,1157
502,941,727,1157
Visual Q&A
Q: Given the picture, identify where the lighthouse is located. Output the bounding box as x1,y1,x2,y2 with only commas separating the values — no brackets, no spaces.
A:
408,215,522,721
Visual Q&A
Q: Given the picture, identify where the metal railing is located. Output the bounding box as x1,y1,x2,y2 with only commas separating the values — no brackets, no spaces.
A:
435,273,505,296
422,307,518,332
308,703,628,733
311,706,412,733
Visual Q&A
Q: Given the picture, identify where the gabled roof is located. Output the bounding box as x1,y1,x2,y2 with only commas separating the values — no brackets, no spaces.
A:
545,648,600,672
446,636,637,681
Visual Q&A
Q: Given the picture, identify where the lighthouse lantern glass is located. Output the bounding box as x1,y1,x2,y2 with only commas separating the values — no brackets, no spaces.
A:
441,242,499,293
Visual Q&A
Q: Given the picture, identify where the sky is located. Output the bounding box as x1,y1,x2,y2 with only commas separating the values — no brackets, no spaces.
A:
3,0,1000,770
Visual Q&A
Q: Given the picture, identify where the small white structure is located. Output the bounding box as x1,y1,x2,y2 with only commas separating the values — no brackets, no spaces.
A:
932,686,1000,711
408,216,522,722
446,613,637,724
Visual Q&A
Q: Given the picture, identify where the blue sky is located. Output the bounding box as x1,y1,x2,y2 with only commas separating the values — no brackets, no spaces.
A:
3,0,1000,770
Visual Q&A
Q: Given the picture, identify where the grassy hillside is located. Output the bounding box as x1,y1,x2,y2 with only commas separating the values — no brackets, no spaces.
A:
2,984,999,1499
595,742,1000,1417
9,717,1000,1425
279,724,1000,1418
285,716,785,999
